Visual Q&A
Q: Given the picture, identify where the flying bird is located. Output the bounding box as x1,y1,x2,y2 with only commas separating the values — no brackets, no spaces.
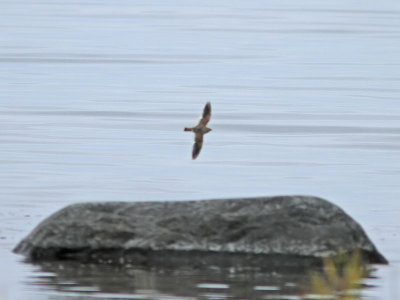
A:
184,102,212,159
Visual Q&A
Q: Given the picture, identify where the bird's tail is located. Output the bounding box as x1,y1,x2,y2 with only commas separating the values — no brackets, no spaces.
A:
184,127,192,131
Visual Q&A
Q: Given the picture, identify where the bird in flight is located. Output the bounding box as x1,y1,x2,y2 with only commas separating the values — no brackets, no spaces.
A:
184,102,212,159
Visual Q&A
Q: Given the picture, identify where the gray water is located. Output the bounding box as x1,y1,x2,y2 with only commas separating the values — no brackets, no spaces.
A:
1,0,400,299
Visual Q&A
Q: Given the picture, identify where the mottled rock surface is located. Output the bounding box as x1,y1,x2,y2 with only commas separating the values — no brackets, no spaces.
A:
14,196,387,265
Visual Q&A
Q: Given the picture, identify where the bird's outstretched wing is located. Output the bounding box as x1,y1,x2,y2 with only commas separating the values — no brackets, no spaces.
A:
192,132,204,159
199,102,211,126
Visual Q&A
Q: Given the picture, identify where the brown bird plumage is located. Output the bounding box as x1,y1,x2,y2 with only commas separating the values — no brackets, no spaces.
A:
184,102,212,159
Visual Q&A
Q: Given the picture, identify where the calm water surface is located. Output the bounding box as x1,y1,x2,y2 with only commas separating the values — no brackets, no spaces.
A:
1,0,400,299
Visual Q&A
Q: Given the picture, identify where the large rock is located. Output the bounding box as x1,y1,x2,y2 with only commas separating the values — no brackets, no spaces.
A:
14,196,387,266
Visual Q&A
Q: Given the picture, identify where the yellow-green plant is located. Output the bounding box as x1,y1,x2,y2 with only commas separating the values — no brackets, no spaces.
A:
307,250,369,299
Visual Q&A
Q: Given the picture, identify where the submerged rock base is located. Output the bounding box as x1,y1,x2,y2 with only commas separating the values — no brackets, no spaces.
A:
27,248,385,271
14,196,388,265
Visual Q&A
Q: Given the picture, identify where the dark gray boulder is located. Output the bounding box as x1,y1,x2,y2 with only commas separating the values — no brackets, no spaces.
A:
14,196,387,266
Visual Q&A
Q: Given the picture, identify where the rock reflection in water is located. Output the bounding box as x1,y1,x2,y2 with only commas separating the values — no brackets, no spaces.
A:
25,260,313,299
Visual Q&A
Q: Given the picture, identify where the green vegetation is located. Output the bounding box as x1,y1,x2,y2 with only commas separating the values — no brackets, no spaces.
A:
306,251,370,299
